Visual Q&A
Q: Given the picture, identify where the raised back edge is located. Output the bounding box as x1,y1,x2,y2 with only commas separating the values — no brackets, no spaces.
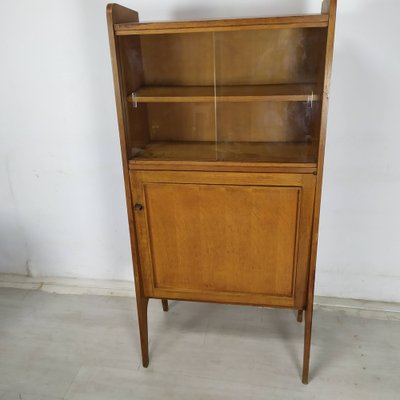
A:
321,0,337,15
107,3,138,24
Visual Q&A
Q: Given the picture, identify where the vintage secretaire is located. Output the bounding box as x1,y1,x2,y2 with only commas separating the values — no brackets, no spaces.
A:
107,0,336,384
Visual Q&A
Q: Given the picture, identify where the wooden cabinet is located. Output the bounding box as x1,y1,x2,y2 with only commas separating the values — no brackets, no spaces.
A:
107,0,336,384
131,171,315,308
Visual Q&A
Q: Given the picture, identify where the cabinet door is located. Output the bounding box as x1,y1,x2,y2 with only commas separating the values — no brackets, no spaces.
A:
130,171,315,308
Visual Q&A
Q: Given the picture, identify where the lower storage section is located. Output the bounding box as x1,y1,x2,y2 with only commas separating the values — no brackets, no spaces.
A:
130,170,315,308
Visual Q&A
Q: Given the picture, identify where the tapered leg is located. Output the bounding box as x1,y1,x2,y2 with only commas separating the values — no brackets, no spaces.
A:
302,304,314,384
136,296,149,367
161,299,169,312
297,309,303,323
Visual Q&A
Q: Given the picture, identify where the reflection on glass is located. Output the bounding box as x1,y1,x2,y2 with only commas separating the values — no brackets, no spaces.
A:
120,27,325,163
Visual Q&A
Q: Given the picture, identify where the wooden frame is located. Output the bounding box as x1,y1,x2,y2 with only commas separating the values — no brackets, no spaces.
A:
107,0,336,384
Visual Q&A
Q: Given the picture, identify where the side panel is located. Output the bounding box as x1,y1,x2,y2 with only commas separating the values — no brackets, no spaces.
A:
106,4,146,299
130,171,315,308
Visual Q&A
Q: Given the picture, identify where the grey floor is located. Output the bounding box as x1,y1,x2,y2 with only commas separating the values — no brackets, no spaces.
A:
0,288,399,400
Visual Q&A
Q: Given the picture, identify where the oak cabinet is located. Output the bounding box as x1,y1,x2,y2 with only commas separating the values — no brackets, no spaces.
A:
107,0,336,384
131,171,315,308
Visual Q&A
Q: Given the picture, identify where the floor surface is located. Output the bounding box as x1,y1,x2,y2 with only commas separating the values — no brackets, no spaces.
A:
0,288,399,399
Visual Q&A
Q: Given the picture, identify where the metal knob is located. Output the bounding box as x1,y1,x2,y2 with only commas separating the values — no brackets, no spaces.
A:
134,203,143,211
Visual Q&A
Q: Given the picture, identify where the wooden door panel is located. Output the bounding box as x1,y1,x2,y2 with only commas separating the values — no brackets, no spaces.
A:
144,183,299,296
130,171,315,308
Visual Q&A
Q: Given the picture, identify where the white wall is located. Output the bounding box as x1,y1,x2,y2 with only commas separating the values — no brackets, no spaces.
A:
1,0,399,302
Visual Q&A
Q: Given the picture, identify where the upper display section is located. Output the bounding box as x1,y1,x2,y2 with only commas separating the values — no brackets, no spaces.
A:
108,5,334,167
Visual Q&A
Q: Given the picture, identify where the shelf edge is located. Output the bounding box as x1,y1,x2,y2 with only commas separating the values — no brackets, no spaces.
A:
128,159,317,174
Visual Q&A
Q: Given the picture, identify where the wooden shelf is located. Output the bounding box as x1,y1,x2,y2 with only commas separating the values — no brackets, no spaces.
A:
130,141,316,164
115,14,329,35
128,84,319,104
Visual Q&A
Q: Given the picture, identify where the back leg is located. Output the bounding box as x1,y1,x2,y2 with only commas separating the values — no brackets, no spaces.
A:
297,309,303,322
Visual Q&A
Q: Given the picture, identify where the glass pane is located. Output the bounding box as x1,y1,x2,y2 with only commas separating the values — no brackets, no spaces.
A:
119,32,218,162
120,27,325,164
214,28,326,163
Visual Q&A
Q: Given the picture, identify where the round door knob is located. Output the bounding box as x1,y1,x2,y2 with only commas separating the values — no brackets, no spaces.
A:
134,203,143,211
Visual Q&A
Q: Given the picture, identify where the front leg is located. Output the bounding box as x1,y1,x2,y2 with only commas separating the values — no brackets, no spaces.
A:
136,296,149,367
302,304,314,384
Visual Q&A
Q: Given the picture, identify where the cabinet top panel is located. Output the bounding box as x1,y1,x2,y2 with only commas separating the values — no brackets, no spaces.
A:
114,14,329,36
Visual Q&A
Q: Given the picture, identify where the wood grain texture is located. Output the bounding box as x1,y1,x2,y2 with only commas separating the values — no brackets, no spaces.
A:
147,185,299,296
129,160,317,174
140,33,214,86
125,27,324,146
146,103,215,142
130,171,315,309
214,29,325,86
115,14,329,35
216,102,315,142
131,141,317,164
117,36,150,149
143,101,317,144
